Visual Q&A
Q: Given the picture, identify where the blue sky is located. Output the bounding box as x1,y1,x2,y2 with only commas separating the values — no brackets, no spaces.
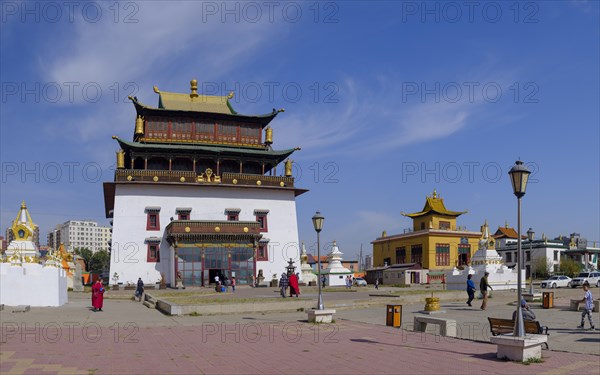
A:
1,1,599,259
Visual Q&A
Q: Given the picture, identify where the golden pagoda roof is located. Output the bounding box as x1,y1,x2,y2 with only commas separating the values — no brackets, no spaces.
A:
402,189,467,218
154,79,236,114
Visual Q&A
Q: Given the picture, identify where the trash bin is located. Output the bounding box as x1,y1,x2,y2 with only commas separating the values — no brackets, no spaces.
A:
386,304,402,327
543,292,553,309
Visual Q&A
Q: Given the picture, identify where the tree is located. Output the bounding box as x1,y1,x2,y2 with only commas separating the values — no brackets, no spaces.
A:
74,247,93,271
90,250,110,274
532,256,553,279
558,256,581,278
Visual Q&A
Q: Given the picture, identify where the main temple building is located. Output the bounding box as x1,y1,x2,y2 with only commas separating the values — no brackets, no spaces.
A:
104,80,306,287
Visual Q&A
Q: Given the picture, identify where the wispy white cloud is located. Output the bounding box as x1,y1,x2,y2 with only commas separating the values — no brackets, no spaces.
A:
44,2,286,102
277,79,475,159
39,1,288,162
276,67,525,159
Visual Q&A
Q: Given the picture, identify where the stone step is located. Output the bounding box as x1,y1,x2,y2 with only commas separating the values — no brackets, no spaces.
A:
12,305,30,313
143,300,156,309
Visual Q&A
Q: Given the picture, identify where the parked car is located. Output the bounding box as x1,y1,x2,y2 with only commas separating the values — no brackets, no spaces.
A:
353,277,367,286
540,276,572,289
571,271,600,288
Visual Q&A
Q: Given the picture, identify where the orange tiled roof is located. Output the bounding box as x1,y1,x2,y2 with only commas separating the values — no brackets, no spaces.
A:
493,227,527,239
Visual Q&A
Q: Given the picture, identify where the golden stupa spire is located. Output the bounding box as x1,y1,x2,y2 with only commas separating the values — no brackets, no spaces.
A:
11,200,36,241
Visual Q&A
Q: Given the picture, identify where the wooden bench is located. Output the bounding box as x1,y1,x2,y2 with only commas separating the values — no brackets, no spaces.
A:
488,317,549,349
413,316,456,337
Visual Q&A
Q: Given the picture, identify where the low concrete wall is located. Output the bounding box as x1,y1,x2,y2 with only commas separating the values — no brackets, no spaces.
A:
156,297,315,316
154,291,467,316
0,263,68,307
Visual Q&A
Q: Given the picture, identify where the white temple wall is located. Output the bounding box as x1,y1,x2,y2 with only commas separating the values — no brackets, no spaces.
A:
445,269,526,291
0,263,68,306
326,273,348,287
110,184,300,286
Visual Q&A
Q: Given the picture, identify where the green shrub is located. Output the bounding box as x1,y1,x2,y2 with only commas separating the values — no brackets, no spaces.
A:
558,256,581,278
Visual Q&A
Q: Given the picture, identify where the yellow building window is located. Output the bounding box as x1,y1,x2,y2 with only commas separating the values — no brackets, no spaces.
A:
435,243,450,266
411,245,423,265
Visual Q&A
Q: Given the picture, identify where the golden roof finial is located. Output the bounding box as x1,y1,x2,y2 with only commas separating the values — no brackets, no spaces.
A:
227,91,234,99
190,79,199,98
153,85,160,94
21,200,26,209
432,189,437,198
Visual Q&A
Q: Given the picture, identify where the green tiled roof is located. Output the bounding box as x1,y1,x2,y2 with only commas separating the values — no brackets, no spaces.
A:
114,137,296,160
130,96,280,124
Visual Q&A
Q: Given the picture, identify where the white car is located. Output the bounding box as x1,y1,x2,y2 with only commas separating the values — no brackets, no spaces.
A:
353,277,367,286
571,272,600,288
540,276,572,289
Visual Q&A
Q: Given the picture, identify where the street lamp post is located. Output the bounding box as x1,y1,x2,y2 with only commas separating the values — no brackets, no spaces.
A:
509,160,531,337
527,228,535,294
312,211,325,310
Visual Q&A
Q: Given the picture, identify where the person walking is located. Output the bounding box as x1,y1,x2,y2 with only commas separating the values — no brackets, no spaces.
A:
231,276,236,293
135,277,144,302
375,278,379,290
321,275,326,288
279,273,289,298
577,282,595,330
92,278,105,312
466,274,476,307
289,272,300,297
480,272,493,310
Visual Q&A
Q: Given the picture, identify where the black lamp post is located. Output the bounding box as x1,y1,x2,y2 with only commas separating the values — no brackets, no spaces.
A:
527,228,535,293
509,160,531,337
312,211,325,310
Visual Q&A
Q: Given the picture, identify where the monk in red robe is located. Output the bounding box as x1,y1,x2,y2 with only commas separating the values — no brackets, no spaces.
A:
288,273,300,298
92,279,105,311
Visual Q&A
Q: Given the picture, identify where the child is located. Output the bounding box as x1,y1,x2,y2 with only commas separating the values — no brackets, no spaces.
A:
577,282,595,330
231,276,236,293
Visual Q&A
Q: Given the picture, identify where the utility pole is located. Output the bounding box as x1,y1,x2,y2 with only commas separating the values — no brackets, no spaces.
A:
359,244,363,271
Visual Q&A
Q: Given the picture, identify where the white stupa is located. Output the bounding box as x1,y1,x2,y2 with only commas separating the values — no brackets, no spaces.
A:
300,242,317,285
1,201,68,306
323,241,352,287
446,220,525,291
5,201,40,259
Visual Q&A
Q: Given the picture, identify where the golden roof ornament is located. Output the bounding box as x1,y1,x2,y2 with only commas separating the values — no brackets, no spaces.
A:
153,85,160,94
190,79,199,98
135,115,144,135
227,91,234,99
285,159,293,177
265,127,273,145
116,150,125,169
432,189,438,199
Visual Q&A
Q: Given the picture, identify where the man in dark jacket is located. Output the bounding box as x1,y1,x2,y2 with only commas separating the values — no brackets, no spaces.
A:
480,272,493,310
136,277,144,302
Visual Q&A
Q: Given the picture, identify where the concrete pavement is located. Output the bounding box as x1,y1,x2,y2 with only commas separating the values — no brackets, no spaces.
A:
1,286,598,374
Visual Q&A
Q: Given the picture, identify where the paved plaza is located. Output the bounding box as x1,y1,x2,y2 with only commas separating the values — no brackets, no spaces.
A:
1,286,599,374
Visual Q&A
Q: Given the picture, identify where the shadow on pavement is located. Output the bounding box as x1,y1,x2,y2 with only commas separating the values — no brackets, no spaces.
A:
349,338,501,361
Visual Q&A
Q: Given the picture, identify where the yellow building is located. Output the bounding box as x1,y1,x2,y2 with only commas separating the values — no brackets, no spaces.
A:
372,190,481,272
